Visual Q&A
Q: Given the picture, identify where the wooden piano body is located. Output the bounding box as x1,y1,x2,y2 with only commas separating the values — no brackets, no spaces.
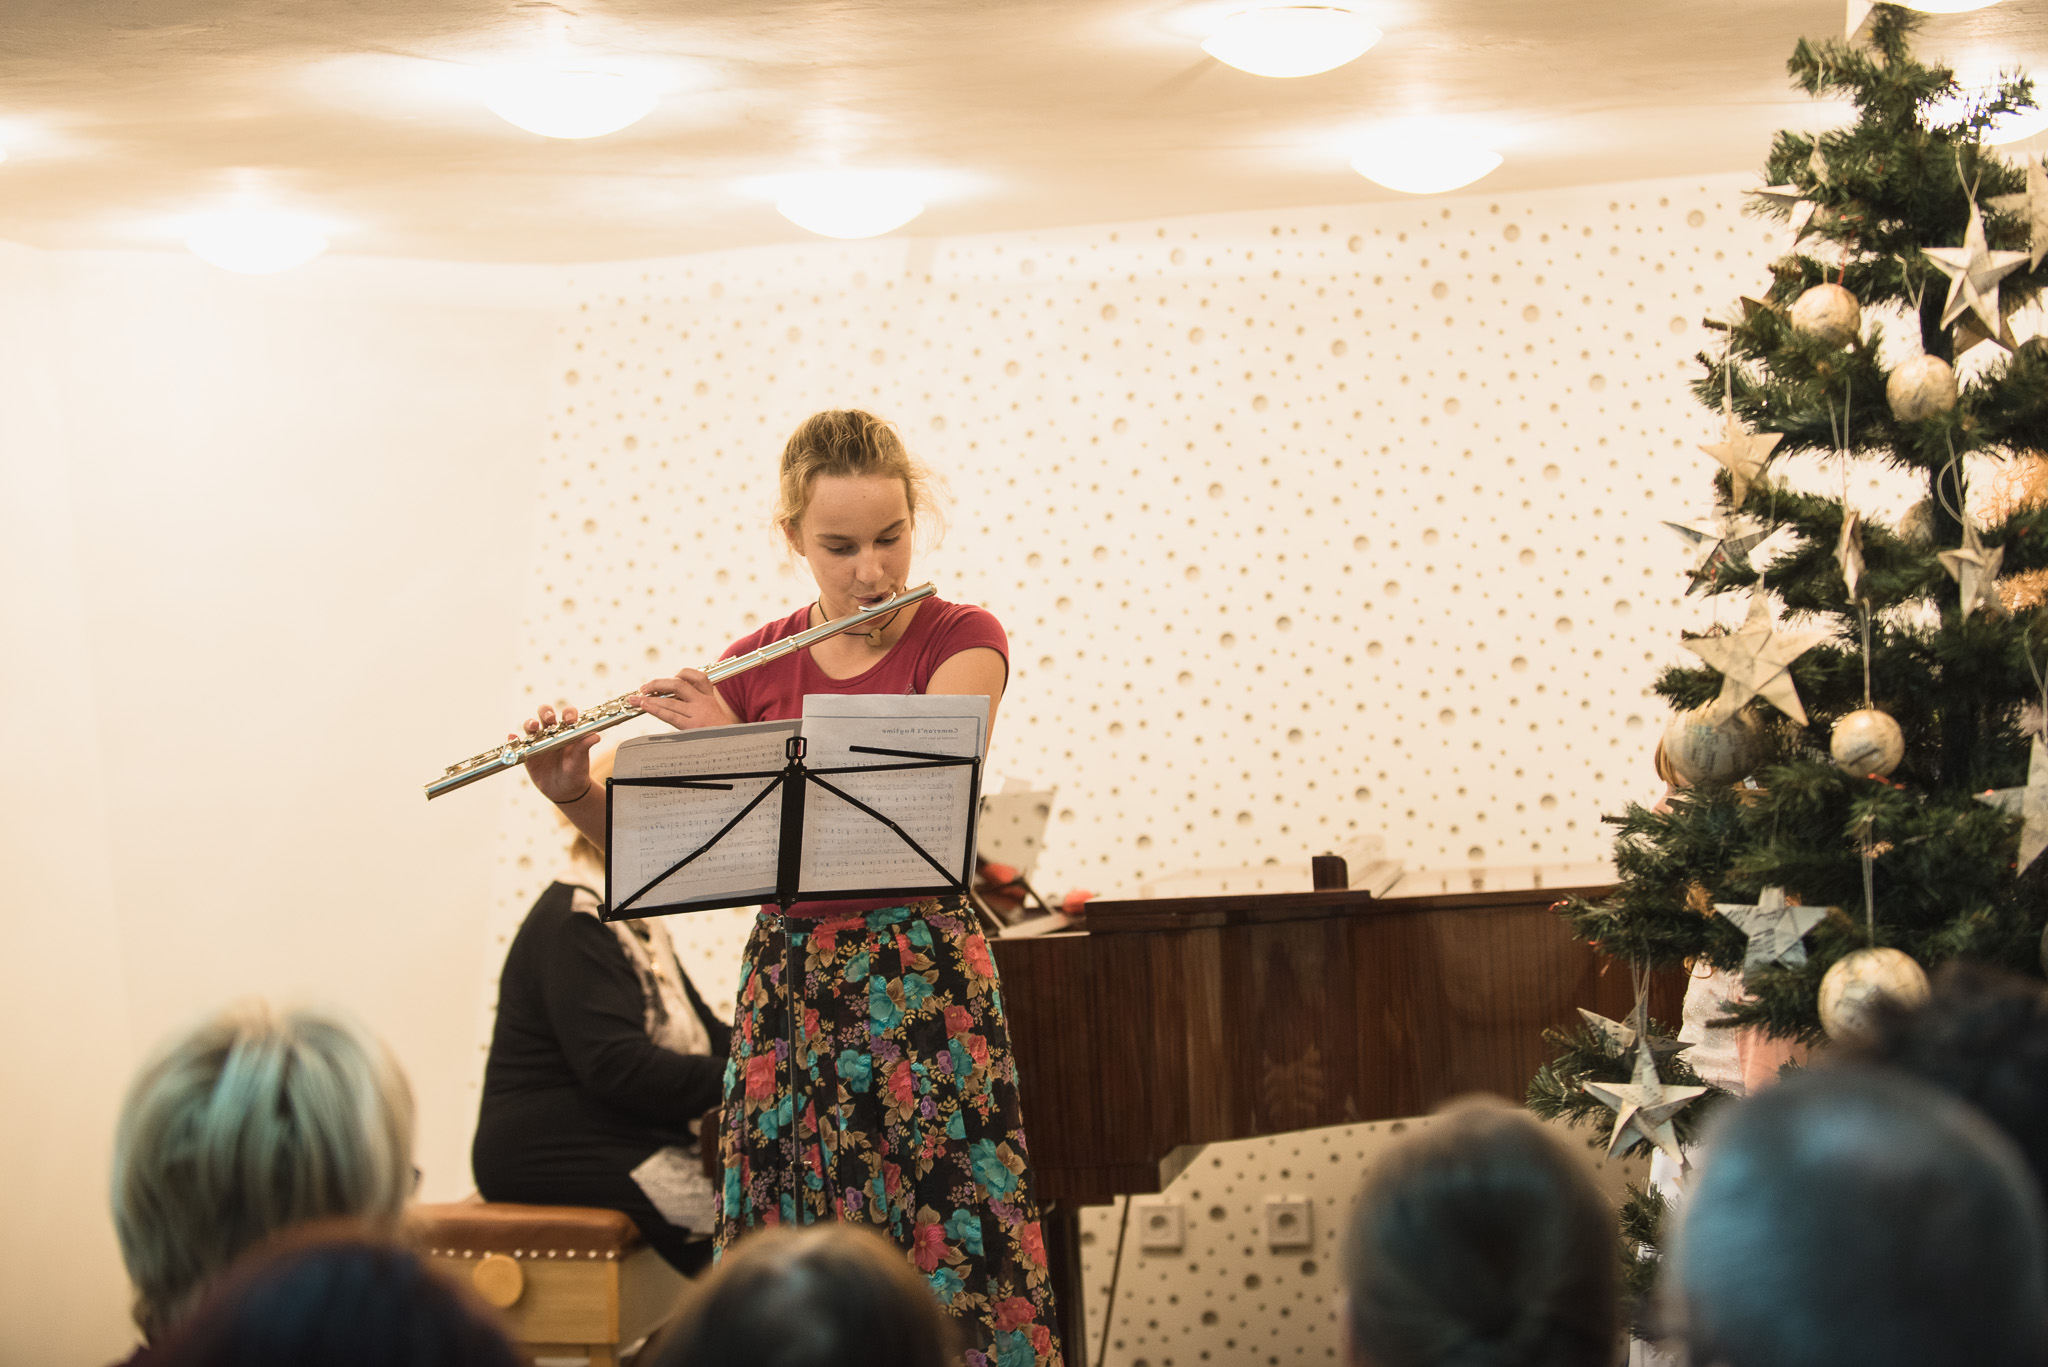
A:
990,883,1680,1366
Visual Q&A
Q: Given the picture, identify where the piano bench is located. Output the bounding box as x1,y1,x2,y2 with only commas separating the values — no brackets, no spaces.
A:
410,1202,688,1367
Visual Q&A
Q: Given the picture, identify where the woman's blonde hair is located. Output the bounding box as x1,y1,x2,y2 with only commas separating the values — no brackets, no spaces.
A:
774,410,944,544
110,1001,416,1341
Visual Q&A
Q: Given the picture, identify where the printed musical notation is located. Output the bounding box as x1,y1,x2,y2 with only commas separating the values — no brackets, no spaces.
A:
798,696,986,894
609,720,795,912
605,696,988,916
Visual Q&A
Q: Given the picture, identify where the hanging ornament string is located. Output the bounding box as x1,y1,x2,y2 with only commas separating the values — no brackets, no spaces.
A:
1831,376,1879,941
1936,431,1966,524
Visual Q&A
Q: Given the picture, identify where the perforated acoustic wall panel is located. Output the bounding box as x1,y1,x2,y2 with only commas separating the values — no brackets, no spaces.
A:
477,171,1798,1359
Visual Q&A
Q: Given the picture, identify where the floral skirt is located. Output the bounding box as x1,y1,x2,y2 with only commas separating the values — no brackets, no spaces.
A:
714,899,1064,1367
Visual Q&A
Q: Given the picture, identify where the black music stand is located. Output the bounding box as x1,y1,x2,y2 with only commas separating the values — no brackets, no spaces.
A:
603,735,984,919
602,734,984,1225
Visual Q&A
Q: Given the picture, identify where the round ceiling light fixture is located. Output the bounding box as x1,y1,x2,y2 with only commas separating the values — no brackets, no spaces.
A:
1349,128,1503,195
774,172,926,239
1201,5,1381,78
484,67,658,139
184,210,330,274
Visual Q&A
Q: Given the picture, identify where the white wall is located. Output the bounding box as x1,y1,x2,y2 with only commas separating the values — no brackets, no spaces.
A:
0,244,562,1363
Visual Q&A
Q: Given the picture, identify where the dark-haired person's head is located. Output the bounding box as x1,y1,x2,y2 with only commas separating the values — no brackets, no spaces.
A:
143,1227,521,1367
1674,1066,2048,1367
1342,1097,1618,1367
652,1223,956,1367
1843,959,2048,1192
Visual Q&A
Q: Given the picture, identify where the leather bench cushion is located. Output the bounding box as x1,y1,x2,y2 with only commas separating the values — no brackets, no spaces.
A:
411,1203,645,1259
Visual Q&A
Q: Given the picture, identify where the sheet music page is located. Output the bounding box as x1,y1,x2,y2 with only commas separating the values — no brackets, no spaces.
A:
796,694,989,894
608,721,797,914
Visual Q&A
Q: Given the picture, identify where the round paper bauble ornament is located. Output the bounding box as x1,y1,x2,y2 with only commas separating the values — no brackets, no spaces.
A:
1790,283,1862,348
1829,708,1905,778
1885,354,1958,423
1662,707,1765,787
1897,497,1938,547
1819,947,1930,1040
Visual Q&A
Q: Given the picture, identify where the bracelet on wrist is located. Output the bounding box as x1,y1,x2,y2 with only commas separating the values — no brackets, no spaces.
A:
551,784,593,806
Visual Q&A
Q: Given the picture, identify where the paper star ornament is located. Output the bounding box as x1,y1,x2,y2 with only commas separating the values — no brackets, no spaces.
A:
1700,399,1786,507
1923,200,2030,338
1665,513,1770,594
1988,160,2048,269
1837,509,1866,602
1682,592,1831,726
1938,520,2007,619
1977,736,2048,871
1578,1005,1690,1061
1749,184,1819,238
1582,1041,1709,1167
1715,886,1831,972
1955,308,2021,357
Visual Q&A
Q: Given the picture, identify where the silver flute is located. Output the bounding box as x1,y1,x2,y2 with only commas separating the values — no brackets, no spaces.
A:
424,582,938,800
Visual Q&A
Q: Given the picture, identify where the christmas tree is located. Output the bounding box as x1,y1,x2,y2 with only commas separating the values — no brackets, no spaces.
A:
1529,4,2048,1172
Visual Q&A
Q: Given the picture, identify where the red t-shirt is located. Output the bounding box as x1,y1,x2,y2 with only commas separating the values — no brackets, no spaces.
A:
716,597,1008,918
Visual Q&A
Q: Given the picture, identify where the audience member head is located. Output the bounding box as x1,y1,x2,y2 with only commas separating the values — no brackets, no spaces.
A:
1673,1065,2047,1367
652,1223,957,1367
1843,959,2048,1191
111,1001,415,1340
144,1226,521,1367
1341,1096,1618,1367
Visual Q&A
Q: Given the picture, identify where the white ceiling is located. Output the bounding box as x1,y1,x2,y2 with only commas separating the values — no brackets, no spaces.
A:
1,0,2045,264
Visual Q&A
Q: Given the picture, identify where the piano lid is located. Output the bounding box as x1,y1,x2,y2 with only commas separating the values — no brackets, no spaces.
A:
1076,883,1615,934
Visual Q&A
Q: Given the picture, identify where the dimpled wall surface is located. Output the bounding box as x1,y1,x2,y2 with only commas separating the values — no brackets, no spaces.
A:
475,170,1874,1360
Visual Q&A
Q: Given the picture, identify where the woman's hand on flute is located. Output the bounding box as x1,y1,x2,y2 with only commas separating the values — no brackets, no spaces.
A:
632,669,739,732
516,704,602,802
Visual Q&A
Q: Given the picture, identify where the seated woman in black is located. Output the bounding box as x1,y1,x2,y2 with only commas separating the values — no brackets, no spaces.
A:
473,766,729,1274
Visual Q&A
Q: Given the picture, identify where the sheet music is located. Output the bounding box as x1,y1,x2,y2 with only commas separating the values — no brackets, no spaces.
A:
797,694,988,894
608,721,796,912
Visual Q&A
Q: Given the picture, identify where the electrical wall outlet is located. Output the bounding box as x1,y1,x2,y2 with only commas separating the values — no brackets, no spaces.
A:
1137,1200,1185,1252
1264,1196,1313,1250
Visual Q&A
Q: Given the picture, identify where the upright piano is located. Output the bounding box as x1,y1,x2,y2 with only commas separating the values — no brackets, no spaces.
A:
990,883,1681,1367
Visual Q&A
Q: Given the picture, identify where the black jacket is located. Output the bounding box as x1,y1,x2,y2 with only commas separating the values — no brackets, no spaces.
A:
473,881,731,1192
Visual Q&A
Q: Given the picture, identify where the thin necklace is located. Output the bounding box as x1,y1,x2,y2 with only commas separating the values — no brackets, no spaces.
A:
821,598,905,644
